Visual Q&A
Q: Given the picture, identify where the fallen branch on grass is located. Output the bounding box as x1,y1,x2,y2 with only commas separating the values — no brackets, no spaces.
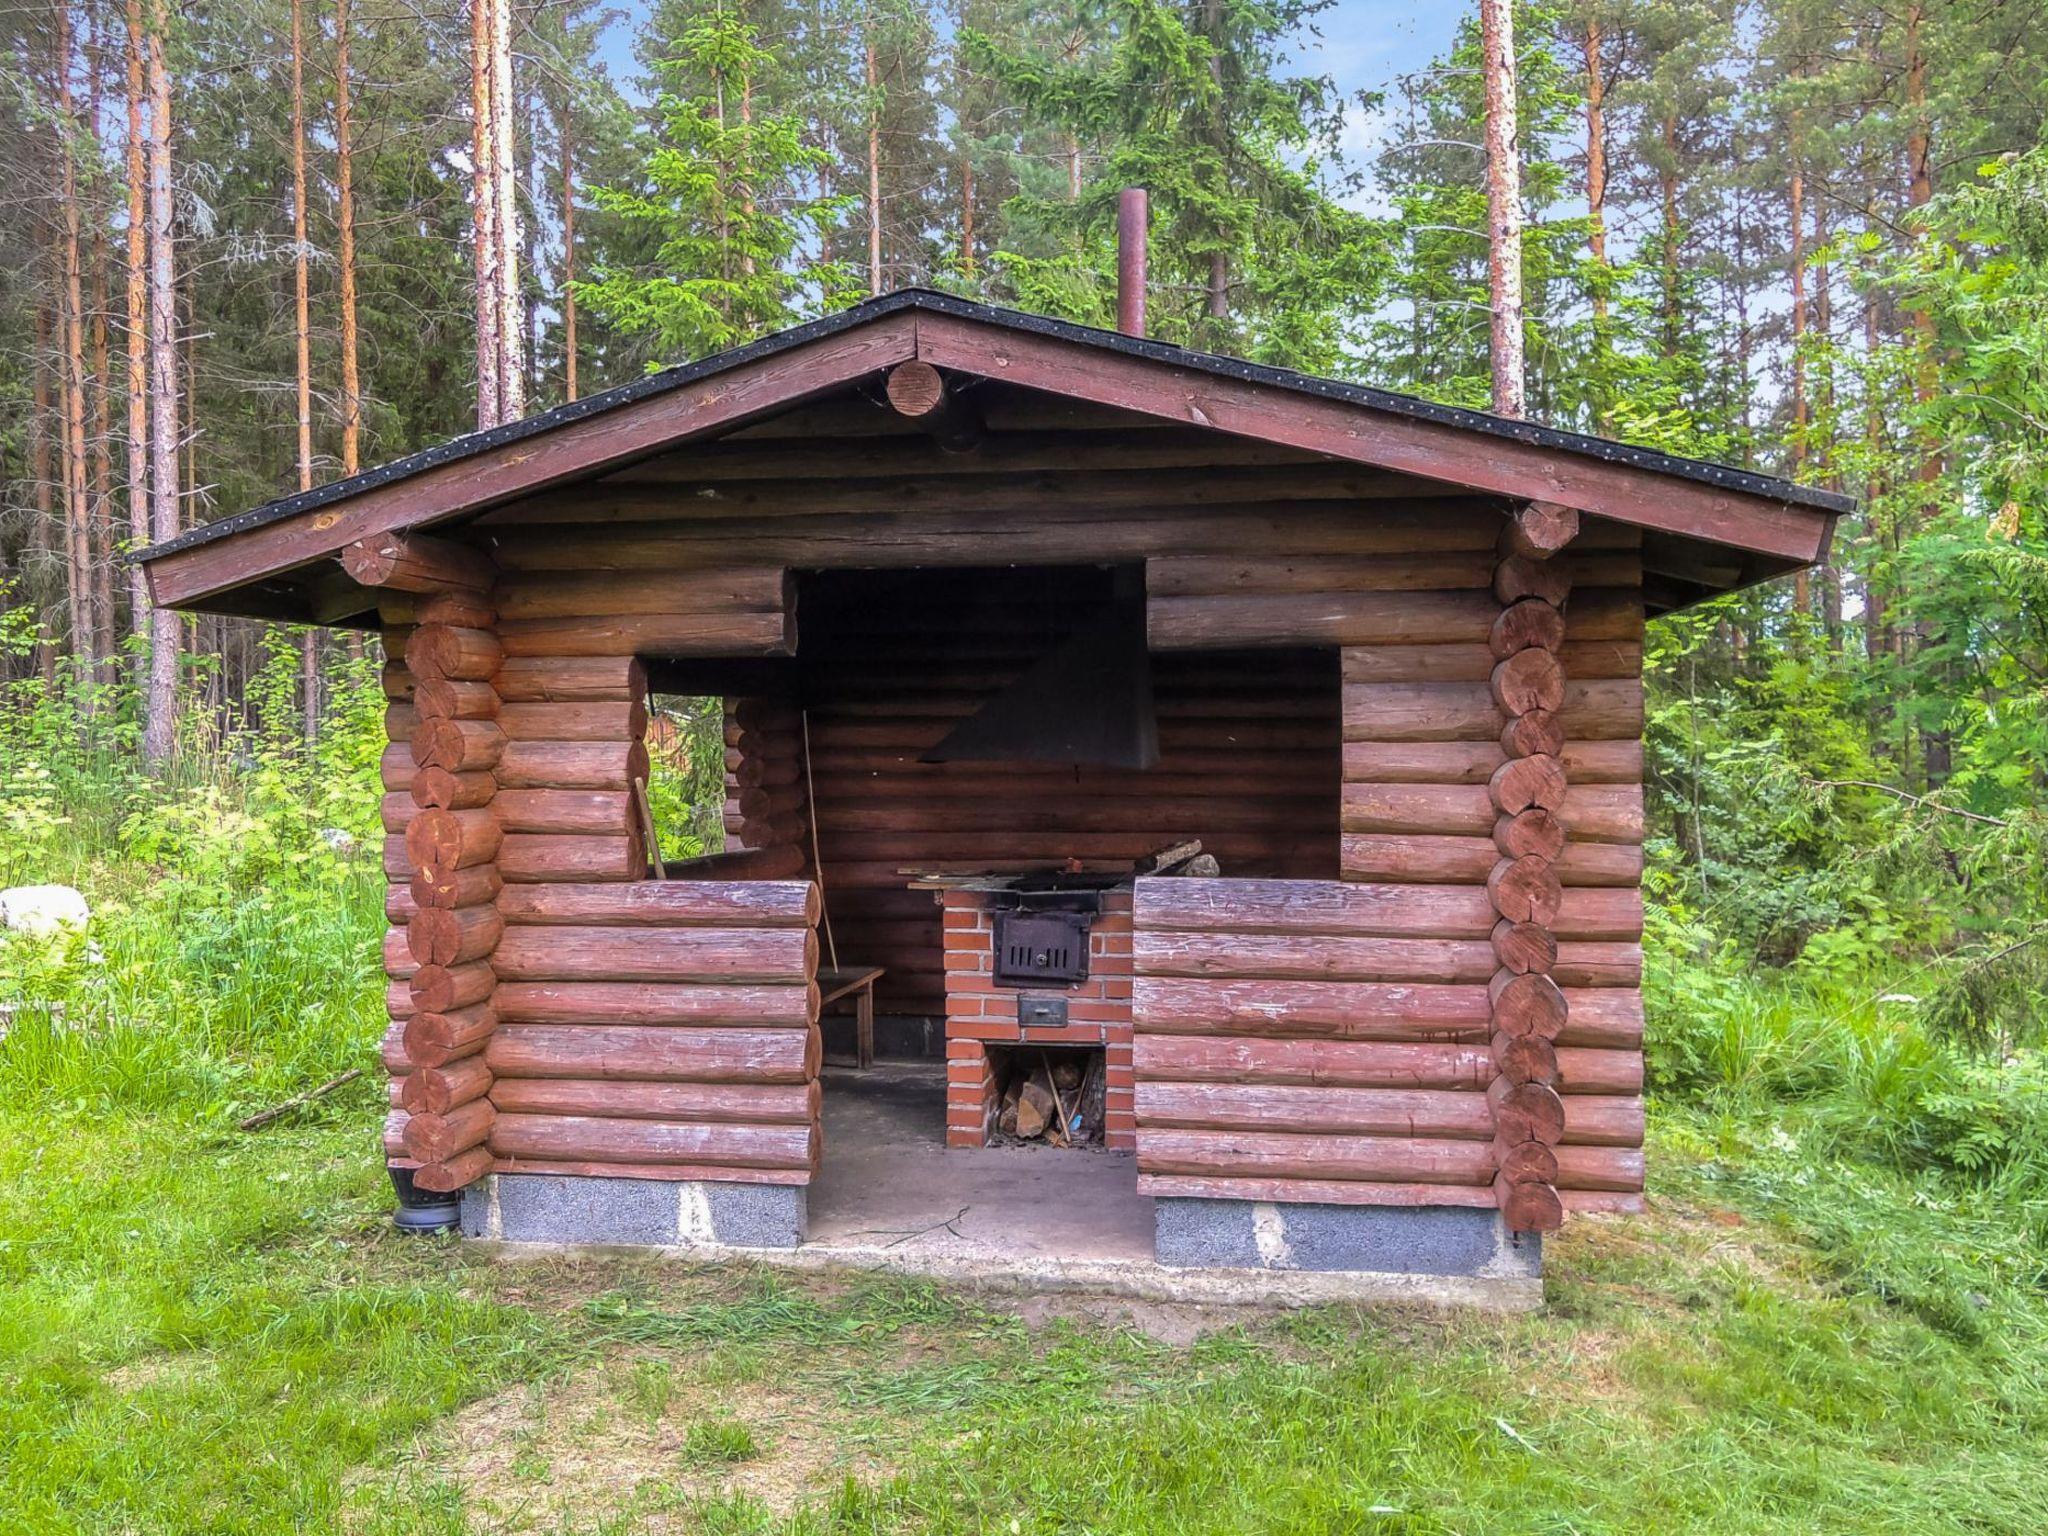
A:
237,1068,364,1131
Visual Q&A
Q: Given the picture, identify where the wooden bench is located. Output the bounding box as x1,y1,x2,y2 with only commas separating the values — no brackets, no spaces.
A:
819,966,885,1069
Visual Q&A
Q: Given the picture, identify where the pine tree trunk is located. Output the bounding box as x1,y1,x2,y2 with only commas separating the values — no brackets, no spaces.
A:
471,0,500,430
31,302,58,683
559,92,577,402
1902,1,1948,781
492,0,524,419
143,0,180,768
55,9,95,668
1659,115,1680,357
1479,0,1525,418
960,155,975,278
866,30,882,297
1583,17,1607,328
123,0,151,650
86,20,116,673
336,0,361,474
291,0,321,743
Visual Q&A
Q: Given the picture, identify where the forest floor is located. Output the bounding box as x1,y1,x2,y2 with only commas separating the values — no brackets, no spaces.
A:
3,1094,2044,1534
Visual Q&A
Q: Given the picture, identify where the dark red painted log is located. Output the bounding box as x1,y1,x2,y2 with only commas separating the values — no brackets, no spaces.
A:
400,1055,494,1115
1491,648,1566,716
1489,754,1568,814
406,904,504,967
410,718,506,773
402,1097,495,1162
1489,1079,1567,1145
1490,919,1557,975
1494,808,1566,861
1497,1175,1565,1233
485,1024,818,1083
409,960,496,1014
1490,1031,1558,1085
411,1144,493,1193
1489,597,1566,658
488,1114,814,1171
1504,500,1580,559
1487,857,1563,925
1489,970,1570,1040
412,863,503,912
402,1002,498,1067
405,624,503,682
1500,708,1565,758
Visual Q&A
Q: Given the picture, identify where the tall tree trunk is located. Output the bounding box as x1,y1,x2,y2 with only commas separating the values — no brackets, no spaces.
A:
1583,15,1608,331
143,0,180,767
1902,0,1947,781
558,91,577,401
336,0,361,473
31,302,59,682
1789,131,1810,619
960,154,975,279
866,28,882,297
470,0,501,429
1202,0,1229,326
1814,196,1841,649
1658,114,1681,357
123,0,151,651
1479,0,1525,417
291,0,321,743
55,8,95,667
491,0,524,418
86,16,116,672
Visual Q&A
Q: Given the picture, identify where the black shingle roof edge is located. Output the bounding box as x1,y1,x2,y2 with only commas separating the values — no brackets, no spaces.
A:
135,287,1852,564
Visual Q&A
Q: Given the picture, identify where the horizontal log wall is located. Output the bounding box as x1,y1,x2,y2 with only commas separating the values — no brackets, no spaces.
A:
1130,877,1645,1208
469,591,824,1183
485,878,823,1181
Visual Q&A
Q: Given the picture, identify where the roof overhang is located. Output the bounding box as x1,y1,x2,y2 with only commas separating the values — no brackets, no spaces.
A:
137,290,1848,621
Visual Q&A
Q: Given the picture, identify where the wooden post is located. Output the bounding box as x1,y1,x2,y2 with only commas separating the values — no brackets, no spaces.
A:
1489,500,1572,1232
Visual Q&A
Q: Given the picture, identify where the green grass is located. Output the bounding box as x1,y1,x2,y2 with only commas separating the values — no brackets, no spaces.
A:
1,762,2044,1531
1,1091,2042,1531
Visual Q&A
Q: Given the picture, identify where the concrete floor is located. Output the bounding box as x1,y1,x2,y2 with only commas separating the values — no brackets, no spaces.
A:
807,1061,1154,1264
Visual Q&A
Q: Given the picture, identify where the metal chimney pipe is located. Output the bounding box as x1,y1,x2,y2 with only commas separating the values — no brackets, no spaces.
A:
1116,187,1148,337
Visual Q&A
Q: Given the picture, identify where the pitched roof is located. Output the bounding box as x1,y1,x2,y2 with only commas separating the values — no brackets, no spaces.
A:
138,288,1848,617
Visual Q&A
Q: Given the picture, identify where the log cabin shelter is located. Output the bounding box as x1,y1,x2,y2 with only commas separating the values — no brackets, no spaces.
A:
137,288,1847,1294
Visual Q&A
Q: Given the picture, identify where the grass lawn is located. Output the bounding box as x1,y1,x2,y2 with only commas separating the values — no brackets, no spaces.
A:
2,1091,2044,1534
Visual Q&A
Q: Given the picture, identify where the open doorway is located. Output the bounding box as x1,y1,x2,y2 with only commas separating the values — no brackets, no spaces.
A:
781,564,1340,1263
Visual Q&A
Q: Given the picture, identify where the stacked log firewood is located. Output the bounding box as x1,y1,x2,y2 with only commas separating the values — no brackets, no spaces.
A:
1486,501,1578,1234
354,533,506,1195
994,1053,1104,1145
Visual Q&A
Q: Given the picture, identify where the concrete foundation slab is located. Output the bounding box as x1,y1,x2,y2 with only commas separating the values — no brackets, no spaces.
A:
461,1173,804,1249
1154,1198,1541,1280
805,1062,1154,1264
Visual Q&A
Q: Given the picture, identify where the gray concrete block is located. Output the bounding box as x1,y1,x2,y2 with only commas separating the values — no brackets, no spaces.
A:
705,1183,806,1249
459,1181,495,1239
1153,1197,1262,1268
496,1174,679,1246
1153,1198,1542,1279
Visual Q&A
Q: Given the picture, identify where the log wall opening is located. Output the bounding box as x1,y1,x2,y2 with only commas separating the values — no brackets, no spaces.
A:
795,566,1342,1017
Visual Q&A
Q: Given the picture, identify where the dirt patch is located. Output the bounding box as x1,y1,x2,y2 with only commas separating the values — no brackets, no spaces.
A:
104,1350,215,1395
385,1350,898,1532
1005,1292,1269,1345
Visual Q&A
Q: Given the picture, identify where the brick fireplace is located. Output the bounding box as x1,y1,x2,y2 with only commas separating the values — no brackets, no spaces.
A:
940,888,1135,1150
